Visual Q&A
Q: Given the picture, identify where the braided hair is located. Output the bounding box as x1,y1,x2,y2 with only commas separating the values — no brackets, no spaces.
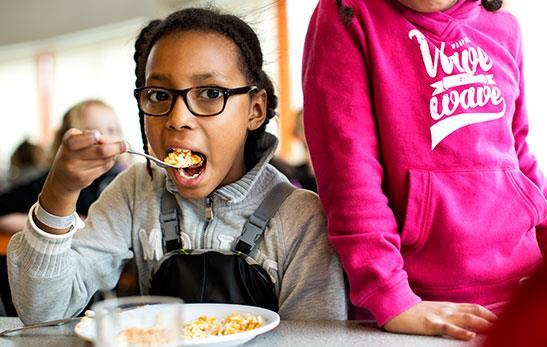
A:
479,0,503,12
133,8,278,179
336,0,503,24
335,0,354,25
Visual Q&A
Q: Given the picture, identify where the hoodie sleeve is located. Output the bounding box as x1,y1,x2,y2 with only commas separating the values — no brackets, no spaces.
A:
277,190,347,320
511,26,547,250
7,168,136,324
302,0,420,325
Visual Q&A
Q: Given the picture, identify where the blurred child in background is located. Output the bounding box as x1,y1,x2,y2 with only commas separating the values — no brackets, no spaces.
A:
0,99,125,233
6,139,48,189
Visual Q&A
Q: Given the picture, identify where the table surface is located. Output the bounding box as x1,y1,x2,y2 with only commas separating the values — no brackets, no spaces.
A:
0,318,483,347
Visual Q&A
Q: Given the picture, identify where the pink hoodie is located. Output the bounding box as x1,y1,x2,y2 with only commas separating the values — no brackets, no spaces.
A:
303,0,547,325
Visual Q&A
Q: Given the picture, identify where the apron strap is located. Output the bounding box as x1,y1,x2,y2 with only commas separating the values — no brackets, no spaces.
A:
232,182,294,256
160,182,295,254
160,191,182,251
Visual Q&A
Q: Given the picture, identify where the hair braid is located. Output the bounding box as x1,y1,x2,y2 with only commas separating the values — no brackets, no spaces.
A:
335,0,355,24
134,20,161,179
481,0,503,12
209,15,277,165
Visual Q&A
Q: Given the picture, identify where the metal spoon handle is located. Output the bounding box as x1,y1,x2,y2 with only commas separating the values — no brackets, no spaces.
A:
126,149,176,169
0,317,81,336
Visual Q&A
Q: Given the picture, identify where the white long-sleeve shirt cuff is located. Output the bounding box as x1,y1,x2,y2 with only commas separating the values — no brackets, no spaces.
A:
23,203,85,255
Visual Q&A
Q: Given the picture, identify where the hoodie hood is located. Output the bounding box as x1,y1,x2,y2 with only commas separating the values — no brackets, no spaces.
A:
392,0,481,39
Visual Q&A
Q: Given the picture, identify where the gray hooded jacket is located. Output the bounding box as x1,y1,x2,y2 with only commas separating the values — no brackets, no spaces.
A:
8,133,347,324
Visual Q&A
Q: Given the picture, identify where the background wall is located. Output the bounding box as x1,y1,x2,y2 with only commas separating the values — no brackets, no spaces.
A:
0,0,318,179
508,1,547,170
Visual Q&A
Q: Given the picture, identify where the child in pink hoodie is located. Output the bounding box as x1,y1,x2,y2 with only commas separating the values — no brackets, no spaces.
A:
303,0,547,341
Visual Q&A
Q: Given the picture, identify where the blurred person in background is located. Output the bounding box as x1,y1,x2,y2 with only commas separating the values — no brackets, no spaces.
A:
0,99,127,316
5,139,48,190
0,99,126,234
270,109,317,192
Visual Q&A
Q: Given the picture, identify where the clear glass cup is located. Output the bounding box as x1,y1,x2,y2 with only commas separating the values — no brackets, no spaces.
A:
92,296,183,347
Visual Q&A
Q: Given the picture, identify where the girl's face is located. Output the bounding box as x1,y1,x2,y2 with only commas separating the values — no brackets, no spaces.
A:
82,104,122,142
397,0,458,12
144,31,266,199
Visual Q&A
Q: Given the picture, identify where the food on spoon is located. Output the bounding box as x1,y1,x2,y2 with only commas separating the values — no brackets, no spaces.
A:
163,149,203,168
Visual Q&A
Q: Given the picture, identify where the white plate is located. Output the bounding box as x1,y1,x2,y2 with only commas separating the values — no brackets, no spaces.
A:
75,303,279,346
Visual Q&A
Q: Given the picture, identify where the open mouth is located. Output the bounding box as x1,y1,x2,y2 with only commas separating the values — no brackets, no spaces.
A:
164,148,207,180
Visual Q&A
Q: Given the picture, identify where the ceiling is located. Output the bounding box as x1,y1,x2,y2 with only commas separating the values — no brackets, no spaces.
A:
0,0,192,47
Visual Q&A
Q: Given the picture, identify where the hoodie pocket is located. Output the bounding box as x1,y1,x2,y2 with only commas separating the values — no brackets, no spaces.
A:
400,169,431,252
400,168,544,291
506,170,547,225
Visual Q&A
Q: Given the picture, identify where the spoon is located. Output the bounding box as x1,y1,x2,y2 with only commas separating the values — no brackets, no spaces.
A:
0,317,82,336
126,149,181,169
0,310,96,337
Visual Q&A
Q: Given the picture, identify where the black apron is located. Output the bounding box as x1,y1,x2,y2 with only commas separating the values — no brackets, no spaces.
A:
149,183,294,312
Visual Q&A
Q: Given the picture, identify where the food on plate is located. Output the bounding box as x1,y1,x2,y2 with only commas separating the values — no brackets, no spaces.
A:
163,149,203,168
119,327,170,346
75,306,276,345
114,311,264,344
183,312,264,340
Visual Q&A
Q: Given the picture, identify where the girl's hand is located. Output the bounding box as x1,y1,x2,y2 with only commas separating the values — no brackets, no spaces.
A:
382,301,497,341
40,129,127,219
48,129,126,192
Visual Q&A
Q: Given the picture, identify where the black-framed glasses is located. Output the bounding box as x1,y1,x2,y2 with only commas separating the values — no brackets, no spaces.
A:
134,85,258,117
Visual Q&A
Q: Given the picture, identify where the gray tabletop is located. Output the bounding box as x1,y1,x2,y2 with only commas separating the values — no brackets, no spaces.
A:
0,318,482,346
